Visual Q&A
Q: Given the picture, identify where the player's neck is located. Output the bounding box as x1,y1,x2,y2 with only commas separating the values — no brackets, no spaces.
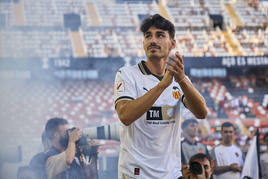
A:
221,141,232,146
186,136,196,144
145,58,166,76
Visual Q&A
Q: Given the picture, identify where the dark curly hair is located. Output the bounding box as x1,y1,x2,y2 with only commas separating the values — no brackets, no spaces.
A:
140,14,175,39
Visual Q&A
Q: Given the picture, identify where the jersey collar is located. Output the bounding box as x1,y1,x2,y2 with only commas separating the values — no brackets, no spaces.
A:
183,137,198,145
138,61,163,81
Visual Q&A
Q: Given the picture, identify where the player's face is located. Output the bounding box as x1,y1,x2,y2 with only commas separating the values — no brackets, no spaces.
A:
143,26,175,60
185,122,199,137
221,126,234,145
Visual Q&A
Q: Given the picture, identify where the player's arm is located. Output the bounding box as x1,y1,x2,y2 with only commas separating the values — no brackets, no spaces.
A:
210,148,241,175
214,165,232,175
116,71,173,126
214,163,242,175
167,52,207,119
179,77,207,119
46,128,82,179
65,128,81,165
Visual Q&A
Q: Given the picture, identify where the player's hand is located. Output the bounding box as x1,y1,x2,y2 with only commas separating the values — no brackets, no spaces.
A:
79,153,89,165
159,70,173,88
229,163,242,172
182,165,190,177
167,51,185,84
68,127,81,143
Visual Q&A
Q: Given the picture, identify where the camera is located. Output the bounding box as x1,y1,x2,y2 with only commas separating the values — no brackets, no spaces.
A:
81,122,120,141
189,161,202,175
65,128,94,156
66,122,120,156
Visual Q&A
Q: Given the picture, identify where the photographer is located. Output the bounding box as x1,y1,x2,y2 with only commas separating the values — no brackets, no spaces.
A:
183,153,214,179
45,117,97,179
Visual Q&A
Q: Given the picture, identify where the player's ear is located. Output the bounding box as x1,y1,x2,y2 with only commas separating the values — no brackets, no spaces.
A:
171,39,176,49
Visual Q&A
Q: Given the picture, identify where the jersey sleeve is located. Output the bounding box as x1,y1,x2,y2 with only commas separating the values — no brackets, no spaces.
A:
114,67,137,107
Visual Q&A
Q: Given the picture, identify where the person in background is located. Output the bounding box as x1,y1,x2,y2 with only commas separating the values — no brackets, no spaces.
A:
211,122,243,179
44,117,97,179
260,132,268,179
183,153,215,179
181,119,210,166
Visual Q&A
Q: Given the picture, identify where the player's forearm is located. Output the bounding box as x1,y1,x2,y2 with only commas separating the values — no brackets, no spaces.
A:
65,141,76,165
116,82,167,126
179,78,207,119
214,166,231,175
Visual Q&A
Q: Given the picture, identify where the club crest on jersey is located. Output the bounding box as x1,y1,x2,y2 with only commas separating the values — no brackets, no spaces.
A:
172,86,181,99
116,80,125,92
199,148,204,153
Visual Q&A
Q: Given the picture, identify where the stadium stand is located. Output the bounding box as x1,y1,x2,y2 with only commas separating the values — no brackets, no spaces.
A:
233,28,268,55
0,29,73,58
232,0,267,27
167,0,210,27
0,0,14,27
1,0,266,58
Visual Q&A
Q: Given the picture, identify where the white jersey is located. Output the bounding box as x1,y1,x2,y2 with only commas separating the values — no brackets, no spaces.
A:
212,144,243,179
114,61,184,179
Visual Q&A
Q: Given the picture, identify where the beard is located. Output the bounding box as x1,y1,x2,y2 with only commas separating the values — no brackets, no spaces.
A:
147,52,166,61
59,135,69,149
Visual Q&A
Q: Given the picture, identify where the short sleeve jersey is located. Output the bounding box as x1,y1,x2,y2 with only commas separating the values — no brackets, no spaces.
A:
211,144,243,179
114,61,184,179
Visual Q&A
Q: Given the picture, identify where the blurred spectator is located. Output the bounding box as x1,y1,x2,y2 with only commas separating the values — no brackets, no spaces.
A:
181,119,210,166
182,153,215,179
211,122,244,179
45,118,97,179
260,132,268,179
